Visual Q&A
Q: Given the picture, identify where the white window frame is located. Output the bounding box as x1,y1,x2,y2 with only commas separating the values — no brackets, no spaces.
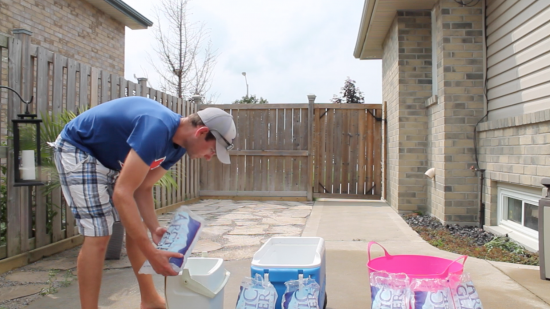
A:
497,185,540,240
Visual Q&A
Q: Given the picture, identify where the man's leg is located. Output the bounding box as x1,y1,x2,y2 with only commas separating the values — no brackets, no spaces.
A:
125,224,166,309
78,236,111,309
53,138,122,309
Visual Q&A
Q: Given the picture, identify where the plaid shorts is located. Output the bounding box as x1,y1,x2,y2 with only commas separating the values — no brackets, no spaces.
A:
53,136,120,237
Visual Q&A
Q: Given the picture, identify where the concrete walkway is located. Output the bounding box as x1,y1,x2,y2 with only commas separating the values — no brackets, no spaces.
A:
1,199,550,308
308,199,550,309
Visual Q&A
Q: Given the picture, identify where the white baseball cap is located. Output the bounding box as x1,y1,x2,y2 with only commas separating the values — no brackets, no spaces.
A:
197,108,236,164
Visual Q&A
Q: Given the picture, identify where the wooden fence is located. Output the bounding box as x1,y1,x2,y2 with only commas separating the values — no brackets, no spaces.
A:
0,31,199,271
0,31,384,273
200,102,383,200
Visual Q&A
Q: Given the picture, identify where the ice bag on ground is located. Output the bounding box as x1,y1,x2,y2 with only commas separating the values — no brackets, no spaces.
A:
447,273,483,309
410,278,454,309
370,271,410,309
139,206,204,275
281,277,320,309
235,273,277,309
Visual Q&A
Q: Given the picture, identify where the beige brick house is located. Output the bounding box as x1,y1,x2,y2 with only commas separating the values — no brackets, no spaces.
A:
0,0,152,75
355,0,550,252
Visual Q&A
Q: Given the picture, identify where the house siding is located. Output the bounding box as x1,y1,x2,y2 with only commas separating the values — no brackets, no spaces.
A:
486,0,550,121
478,0,550,241
0,0,126,75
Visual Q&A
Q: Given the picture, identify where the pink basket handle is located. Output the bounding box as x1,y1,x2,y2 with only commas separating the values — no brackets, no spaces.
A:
440,255,468,277
367,241,391,262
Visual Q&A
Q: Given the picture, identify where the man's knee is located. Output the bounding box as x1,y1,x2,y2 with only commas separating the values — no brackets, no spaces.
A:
82,235,111,253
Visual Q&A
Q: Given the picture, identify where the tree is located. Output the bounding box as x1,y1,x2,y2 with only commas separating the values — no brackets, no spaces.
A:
233,95,269,104
331,77,365,104
152,0,216,99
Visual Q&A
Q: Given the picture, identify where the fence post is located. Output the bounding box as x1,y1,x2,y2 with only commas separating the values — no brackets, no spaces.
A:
89,67,99,107
12,29,32,109
138,77,148,98
191,94,203,104
307,94,316,201
12,29,33,252
6,31,24,257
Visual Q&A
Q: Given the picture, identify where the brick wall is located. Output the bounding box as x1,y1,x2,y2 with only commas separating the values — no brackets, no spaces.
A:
478,111,550,226
0,0,125,75
397,11,431,213
382,12,431,213
379,0,547,229
382,18,399,210
382,0,486,225
434,0,485,225
427,1,444,220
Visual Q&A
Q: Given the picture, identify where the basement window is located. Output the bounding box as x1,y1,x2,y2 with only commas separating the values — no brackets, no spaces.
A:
497,185,540,240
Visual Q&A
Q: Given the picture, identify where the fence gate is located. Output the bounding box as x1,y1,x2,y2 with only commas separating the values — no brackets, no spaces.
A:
313,105,382,199
199,103,383,200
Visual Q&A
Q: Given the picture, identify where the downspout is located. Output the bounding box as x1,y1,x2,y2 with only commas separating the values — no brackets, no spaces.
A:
478,169,486,228
474,0,488,228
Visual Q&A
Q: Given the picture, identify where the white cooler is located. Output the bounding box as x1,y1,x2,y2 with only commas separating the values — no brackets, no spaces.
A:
165,257,230,309
251,237,327,309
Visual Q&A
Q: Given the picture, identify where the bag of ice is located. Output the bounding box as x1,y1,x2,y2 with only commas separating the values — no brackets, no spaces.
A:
235,273,278,309
281,277,320,309
139,206,204,275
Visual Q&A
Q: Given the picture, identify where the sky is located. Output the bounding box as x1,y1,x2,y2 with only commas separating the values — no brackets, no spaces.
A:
123,0,382,104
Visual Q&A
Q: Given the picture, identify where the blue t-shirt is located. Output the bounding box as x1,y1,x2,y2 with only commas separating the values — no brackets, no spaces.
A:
61,97,186,171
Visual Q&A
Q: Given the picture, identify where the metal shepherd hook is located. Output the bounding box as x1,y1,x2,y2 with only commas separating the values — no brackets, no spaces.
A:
0,85,34,114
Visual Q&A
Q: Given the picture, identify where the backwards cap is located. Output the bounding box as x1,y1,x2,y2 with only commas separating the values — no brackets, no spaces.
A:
197,108,236,164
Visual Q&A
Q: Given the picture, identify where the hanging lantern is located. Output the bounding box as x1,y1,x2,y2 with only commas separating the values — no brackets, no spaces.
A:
2,85,44,186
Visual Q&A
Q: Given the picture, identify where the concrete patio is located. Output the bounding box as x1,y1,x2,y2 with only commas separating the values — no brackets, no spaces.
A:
1,199,549,308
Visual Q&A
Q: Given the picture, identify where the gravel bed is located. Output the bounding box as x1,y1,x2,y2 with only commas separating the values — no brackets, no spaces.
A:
403,214,495,246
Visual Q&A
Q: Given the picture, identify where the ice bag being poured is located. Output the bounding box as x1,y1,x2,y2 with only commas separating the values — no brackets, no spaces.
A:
139,206,204,275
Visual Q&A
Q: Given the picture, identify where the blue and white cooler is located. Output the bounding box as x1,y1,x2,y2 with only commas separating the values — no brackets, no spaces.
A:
251,237,327,309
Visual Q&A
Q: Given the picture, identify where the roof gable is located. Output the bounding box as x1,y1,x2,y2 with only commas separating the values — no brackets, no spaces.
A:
354,0,437,59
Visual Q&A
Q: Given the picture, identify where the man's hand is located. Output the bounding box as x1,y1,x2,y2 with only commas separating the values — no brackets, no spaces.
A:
146,249,183,276
152,226,167,245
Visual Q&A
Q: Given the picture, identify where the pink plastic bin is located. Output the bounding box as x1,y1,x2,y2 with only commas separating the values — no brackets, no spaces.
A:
367,241,467,279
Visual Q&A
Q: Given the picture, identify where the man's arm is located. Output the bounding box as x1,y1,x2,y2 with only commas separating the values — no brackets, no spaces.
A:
112,149,181,276
134,165,168,244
